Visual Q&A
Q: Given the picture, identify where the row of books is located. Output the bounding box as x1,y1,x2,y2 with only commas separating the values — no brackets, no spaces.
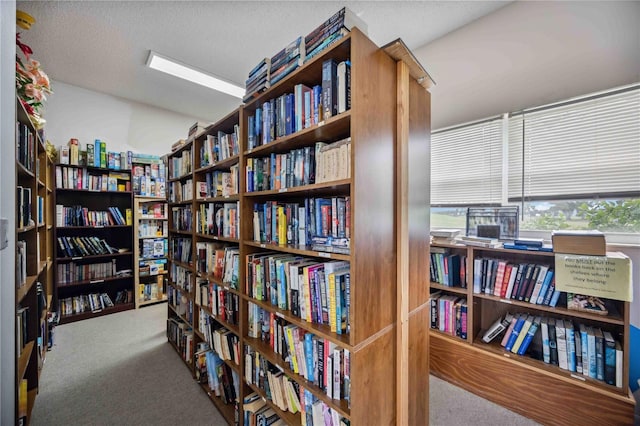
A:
246,137,351,193
194,202,240,239
37,196,44,226
198,281,240,326
169,179,193,203
491,313,623,387
170,237,192,264
195,167,239,199
473,259,562,307
17,122,36,172
139,258,167,277
169,148,192,179
195,243,239,288
16,186,32,229
200,129,240,167
197,347,240,406
57,260,117,284
167,317,194,364
55,166,131,192
429,292,468,340
59,139,133,171
171,205,192,232
139,237,167,259
246,254,350,333
246,59,350,150
138,278,164,302
245,346,304,415
59,292,116,316
138,219,167,239
429,249,467,288
138,202,167,219
168,286,194,324
56,236,120,258
244,56,271,103
169,263,193,294
198,312,240,364
55,205,128,227
133,175,166,198
252,197,350,254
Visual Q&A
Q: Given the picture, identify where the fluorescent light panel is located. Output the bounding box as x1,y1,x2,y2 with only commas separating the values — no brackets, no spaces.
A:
146,51,245,99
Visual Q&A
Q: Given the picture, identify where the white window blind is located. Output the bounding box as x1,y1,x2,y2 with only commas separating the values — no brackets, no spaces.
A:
508,87,640,201
431,118,503,206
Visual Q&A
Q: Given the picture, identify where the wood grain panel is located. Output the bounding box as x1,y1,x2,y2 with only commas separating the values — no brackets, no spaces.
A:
349,28,398,346
408,305,430,425
351,327,396,425
430,333,635,425
408,74,431,312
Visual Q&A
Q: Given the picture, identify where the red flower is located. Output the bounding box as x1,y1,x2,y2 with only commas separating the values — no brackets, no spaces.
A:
16,33,32,60
20,98,34,115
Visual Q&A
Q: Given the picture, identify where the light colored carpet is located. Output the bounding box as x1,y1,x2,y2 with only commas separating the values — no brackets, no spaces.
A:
31,303,539,425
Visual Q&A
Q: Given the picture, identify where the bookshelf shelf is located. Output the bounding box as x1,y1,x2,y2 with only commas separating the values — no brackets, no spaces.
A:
168,199,193,206
166,20,431,425
56,274,133,288
55,188,132,194
57,225,132,230
17,224,36,234
244,178,351,198
199,383,237,425
429,243,636,423
243,241,351,261
58,302,135,324
17,341,35,382
17,161,35,178
429,282,468,295
56,252,132,262
137,295,168,307
473,292,626,325
244,111,351,159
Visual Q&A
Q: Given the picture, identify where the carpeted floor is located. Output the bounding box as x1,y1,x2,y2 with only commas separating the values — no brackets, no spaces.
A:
31,303,539,425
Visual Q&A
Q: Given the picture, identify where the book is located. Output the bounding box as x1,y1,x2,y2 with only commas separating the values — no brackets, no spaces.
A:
482,313,512,343
555,319,568,370
517,316,541,355
540,317,550,363
501,313,519,347
551,229,606,256
594,327,605,381
565,321,576,372
547,318,558,366
602,330,616,385
321,59,338,120
511,315,534,354
566,293,609,315
504,314,526,352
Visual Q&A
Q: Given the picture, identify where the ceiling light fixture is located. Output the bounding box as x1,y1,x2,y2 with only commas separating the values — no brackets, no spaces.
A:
146,51,245,99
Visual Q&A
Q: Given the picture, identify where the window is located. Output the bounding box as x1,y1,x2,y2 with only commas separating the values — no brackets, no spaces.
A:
431,84,640,236
431,117,503,206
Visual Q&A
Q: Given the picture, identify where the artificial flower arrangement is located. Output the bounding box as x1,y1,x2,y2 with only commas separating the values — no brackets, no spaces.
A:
16,10,52,129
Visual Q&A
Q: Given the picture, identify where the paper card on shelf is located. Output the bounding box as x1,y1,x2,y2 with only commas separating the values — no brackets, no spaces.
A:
554,252,632,302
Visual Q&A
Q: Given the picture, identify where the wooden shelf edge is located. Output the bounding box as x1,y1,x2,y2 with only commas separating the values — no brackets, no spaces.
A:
430,282,468,295
198,304,240,336
243,241,350,261
59,303,134,324
243,178,351,197
198,383,237,425
17,341,35,381
57,274,133,288
381,37,435,89
194,154,240,174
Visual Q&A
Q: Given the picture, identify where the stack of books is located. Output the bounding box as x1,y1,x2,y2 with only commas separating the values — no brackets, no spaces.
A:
270,37,305,87
304,7,368,64
459,235,502,248
430,228,461,245
244,57,270,103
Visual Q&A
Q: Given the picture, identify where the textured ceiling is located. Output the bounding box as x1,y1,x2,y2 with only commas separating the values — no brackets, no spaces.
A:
17,1,508,123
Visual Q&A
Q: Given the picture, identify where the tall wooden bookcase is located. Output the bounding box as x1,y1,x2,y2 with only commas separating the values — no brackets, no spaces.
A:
15,98,54,424
53,166,135,323
166,28,432,425
429,243,636,425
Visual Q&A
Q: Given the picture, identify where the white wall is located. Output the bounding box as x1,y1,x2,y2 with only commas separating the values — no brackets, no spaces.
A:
414,1,640,130
1,2,16,421
43,81,204,156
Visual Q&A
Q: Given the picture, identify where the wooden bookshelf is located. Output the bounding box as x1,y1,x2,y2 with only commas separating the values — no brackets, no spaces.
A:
134,196,169,308
15,97,54,424
53,165,135,322
429,243,636,424
166,22,431,425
